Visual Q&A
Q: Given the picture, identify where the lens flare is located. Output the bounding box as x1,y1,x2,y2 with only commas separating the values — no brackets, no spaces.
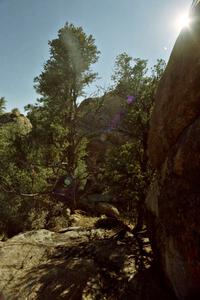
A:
175,12,191,31
127,95,135,104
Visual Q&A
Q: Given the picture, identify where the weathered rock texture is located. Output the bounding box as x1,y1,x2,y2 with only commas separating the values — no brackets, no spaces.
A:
0,227,175,300
147,2,200,299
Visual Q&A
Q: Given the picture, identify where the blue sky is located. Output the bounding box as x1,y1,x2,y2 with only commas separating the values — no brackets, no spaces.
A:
0,0,191,111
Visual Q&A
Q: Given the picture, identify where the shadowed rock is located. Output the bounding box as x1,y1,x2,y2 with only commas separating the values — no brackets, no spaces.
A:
147,2,200,299
95,202,120,218
0,227,176,299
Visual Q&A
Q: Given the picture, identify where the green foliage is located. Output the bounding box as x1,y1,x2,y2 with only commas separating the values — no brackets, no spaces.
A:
34,22,100,100
102,55,166,225
0,23,101,236
0,24,166,236
24,23,100,209
112,53,148,98
0,110,46,235
74,137,88,189
0,97,6,114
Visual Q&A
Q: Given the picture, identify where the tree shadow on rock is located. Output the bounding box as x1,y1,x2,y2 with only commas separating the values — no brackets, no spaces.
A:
9,233,177,299
122,262,178,300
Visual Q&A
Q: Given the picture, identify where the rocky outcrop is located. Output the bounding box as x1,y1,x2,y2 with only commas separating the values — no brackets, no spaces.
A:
95,202,120,218
0,228,103,299
0,225,175,299
78,196,120,218
78,94,128,185
148,3,200,168
78,93,123,134
147,2,200,299
0,110,32,135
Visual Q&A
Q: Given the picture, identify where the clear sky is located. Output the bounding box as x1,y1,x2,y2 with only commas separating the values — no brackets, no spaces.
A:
0,0,192,111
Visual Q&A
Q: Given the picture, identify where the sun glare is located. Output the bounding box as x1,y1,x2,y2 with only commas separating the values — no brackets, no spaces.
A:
176,12,191,31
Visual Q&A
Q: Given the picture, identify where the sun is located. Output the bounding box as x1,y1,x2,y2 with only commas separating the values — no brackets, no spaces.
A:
175,12,191,31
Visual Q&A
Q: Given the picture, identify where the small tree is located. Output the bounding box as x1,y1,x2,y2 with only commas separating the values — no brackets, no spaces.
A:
102,55,166,230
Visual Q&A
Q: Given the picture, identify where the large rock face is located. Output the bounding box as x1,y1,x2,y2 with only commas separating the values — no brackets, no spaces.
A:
147,2,200,299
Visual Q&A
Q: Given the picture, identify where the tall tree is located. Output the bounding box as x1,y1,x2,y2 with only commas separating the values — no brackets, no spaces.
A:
26,23,100,208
